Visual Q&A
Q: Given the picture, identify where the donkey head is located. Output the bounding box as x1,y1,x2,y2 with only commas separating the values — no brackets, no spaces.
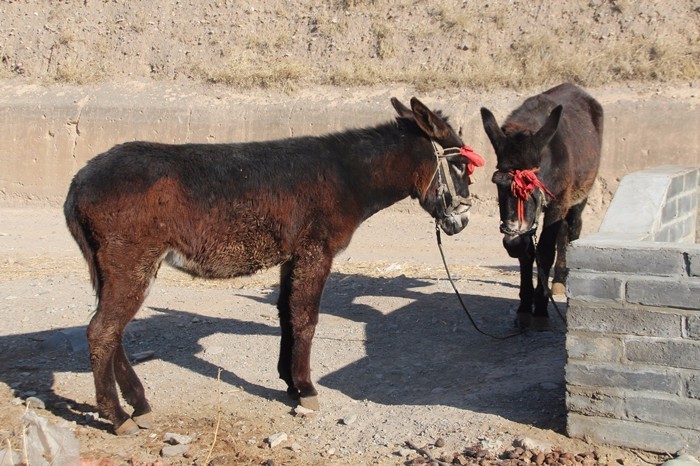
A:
393,97,483,236
480,105,562,257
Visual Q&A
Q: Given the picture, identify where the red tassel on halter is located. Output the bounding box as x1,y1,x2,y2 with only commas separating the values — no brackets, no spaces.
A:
459,146,485,184
510,168,555,222
459,145,485,175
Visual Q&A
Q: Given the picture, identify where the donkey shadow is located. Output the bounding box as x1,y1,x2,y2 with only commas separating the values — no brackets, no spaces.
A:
0,306,282,431
249,272,568,431
0,271,567,432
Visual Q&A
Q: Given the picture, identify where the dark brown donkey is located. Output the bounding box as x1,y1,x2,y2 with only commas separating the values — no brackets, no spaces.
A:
480,83,603,329
64,97,484,435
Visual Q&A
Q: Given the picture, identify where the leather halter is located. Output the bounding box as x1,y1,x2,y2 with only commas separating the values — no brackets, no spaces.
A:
496,168,555,236
429,140,473,218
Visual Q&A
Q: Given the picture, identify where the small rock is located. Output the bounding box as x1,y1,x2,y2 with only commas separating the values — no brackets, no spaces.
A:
160,444,189,457
294,405,315,417
382,263,401,272
434,438,445,448
164,432,192,445
398,448,412,457
266,432,287,448
25,396,45,409
341,414,357,425
290,443,302,452
515,437,553,453
11,398,23,406
535,451,546,465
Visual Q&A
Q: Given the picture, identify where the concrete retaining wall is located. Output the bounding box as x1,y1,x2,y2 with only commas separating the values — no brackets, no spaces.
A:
1,81,698,210
566,166,700,455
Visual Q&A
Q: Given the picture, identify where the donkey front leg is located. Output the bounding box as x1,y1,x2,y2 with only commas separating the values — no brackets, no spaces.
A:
515,239,535,329
278,249,332,411
277,261,297,398
533,221,562,329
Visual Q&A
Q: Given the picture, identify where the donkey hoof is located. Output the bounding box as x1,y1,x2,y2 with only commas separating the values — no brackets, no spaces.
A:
115,418,141,436
132,412,154,429
551,282,566,296
299,395,319,411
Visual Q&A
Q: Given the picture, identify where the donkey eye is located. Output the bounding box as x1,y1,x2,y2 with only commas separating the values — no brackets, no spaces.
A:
450,160,466,176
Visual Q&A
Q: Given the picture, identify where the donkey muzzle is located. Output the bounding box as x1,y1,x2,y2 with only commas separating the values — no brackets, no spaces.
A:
501,230,534,258
438,201,471,236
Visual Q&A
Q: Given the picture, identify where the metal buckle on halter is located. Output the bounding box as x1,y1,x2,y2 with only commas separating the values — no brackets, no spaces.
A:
500,221,538,236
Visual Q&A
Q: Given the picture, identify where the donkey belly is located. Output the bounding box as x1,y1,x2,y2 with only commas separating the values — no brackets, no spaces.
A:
164,234,289,279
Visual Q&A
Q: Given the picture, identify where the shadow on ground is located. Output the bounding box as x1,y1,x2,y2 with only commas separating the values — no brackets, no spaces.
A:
0,272,567,433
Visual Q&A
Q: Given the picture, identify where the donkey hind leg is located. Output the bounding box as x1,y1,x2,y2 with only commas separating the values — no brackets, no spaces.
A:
515,239,535,329
551,218,569,296
532,220,563,329
552,199,588,295
114,343,153,429
277,260,297,398
286,248,332,411
88,256,157,435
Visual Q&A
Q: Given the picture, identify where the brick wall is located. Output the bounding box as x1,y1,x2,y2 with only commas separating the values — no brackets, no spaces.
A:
566,165,700,455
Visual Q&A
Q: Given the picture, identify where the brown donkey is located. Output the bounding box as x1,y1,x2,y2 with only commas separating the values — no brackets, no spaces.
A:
64,97,484,435
480,83,603,329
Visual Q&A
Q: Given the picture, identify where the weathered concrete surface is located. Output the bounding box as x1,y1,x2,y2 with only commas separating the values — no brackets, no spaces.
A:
566,166,700,455
1,80,698,208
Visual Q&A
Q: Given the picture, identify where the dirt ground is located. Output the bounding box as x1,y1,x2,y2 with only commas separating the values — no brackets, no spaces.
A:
0,203,665,465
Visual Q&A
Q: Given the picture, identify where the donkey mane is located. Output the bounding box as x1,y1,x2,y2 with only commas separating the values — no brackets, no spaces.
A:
501,121,533,137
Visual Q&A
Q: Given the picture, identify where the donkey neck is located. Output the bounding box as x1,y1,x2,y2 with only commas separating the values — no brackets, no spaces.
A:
334,124,436,218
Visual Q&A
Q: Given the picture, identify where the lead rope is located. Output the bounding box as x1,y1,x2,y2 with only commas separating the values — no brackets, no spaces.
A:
435,221,524,340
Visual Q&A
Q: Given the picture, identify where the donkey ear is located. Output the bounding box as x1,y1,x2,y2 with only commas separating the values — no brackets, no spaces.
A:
410,97,450,139
534,105,563,150
391,97,413,119
480,107,505,151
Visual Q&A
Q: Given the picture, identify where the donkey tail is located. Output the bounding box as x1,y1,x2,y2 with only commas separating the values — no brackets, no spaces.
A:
64,183,102,298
